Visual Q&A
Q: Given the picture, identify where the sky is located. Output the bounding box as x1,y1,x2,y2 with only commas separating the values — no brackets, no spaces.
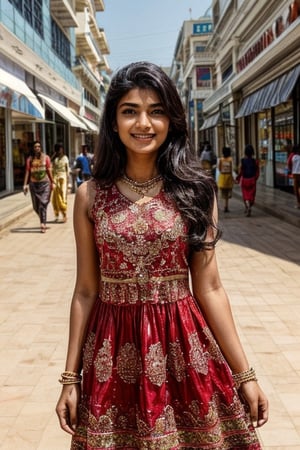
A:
98,0,212,73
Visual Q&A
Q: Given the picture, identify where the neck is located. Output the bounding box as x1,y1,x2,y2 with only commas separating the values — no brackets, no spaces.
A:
125,171,159,182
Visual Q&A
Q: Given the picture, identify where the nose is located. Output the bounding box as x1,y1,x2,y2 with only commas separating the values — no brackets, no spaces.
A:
136,112,151,128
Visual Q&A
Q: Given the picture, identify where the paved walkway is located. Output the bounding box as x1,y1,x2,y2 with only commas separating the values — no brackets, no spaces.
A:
0,189,300,449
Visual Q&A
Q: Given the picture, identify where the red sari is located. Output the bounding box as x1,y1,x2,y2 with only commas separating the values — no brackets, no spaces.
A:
71,183,261,449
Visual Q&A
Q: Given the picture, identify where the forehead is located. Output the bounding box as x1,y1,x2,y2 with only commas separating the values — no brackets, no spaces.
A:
117,88,162,106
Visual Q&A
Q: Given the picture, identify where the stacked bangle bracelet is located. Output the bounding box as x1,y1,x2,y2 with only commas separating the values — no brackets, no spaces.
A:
59,371,82,385
232,367,258,389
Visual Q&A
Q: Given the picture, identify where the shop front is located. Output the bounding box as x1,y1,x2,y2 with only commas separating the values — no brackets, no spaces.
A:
0,68,45,195
235,65,300,190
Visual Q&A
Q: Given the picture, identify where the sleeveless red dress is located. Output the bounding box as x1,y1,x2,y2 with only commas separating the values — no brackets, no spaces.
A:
71,183,261,449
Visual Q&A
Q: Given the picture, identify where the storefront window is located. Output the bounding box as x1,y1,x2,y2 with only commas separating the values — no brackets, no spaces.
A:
0,108,6,192
12,125,34,189
274,101,294,189
257,110,272,186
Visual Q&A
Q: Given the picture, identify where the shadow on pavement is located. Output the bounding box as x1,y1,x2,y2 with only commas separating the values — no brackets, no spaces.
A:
10,227,43,233
218,200,300,265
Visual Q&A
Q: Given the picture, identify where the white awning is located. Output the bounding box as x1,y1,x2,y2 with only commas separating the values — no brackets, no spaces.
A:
38,94,88,129
200,112,220,130
78,116,99,133
0,68,44,119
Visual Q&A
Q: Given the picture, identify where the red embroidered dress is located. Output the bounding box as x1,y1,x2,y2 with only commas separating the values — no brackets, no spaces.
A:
72,183,261,450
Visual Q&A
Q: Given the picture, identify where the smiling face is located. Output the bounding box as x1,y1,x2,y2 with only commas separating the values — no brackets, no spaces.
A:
115,88,170,158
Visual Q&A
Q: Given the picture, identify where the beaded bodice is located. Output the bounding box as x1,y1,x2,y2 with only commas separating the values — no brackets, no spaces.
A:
91,184,191,304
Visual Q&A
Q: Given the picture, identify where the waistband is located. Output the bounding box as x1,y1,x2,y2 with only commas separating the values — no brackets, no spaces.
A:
101,273,188,285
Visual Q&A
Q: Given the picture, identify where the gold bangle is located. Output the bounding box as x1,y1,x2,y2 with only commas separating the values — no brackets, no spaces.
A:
59,378,81,385
61,371,81,378
58,371,82,385
232,367,257,389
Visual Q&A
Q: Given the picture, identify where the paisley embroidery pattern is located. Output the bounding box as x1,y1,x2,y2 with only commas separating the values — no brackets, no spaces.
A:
94,339,113,383
116,342,142,383
145,342,166,386
189,332,209,375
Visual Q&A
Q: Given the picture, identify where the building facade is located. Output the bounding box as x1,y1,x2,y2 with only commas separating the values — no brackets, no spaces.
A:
172,0,300,192
0,0,110,195
170,12,214,153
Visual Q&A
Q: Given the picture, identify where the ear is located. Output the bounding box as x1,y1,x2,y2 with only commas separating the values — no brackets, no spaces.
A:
113,124,118,132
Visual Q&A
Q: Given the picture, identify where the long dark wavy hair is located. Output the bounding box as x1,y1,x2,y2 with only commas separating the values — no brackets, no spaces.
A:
93,61,221,251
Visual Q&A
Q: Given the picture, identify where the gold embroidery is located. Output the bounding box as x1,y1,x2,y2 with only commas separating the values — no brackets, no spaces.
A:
82,332,96,373
189,332,209,375
145,342,166,386
94,339,113,382
167,341,186,382
203,326,226,363
116,342,142,383
72,394,260,449
101,273,187,284
91,186,190,305
110,211,127,224
132,217,149,234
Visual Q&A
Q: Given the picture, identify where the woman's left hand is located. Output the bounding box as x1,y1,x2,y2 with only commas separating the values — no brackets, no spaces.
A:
239,381,269,428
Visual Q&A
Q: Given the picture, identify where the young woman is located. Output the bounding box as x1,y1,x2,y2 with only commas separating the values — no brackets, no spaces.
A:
56,62,268,449
218,146,234,212
51,142,69,222
23,140,54,233
236,144,260,217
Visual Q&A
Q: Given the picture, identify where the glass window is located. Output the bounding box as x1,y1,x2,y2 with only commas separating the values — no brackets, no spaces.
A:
11,126,34,189
196,67,211,88
274,102,294,188
257,111,272,185
9,0,44,38
51,18,71,68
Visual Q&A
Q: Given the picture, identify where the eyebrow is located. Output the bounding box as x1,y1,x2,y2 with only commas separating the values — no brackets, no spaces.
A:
118,102,163,108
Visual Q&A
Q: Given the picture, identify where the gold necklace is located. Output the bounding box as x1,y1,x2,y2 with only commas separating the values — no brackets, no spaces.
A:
121,173,162,197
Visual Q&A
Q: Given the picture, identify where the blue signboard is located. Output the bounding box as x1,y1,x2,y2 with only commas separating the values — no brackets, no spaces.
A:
193,23,213,34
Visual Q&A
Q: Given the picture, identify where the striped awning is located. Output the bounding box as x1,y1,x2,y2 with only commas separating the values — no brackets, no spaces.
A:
200,112,220,130
236,65,300,118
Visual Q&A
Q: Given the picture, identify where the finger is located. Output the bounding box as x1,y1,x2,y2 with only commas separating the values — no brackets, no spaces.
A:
257,400,269,427
247,398,259,427
68,403,78,432
56,405,76,435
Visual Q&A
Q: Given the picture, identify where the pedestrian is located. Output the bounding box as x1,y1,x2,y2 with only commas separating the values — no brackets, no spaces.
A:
287,144,300,208
75,144,93,186
200,140,217,179
23,140,54,233
51,142,70,222
56,61,268,449
218,146,234,212
236,144,260,216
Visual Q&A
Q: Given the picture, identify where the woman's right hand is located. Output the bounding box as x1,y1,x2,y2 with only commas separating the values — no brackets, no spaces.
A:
23,185,29,195
56,383,81,435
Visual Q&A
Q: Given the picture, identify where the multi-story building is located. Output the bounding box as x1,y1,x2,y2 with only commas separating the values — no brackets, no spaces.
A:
172,0,300,193
170,10,214,153
0,0,110,195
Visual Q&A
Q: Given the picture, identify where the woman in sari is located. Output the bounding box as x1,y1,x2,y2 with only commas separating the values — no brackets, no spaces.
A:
23,140,54,233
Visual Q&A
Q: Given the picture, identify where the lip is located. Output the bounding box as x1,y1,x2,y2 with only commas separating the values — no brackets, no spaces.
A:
131,133,155,140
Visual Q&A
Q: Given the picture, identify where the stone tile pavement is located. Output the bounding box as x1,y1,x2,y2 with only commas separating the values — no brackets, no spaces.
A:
0,188,300,449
